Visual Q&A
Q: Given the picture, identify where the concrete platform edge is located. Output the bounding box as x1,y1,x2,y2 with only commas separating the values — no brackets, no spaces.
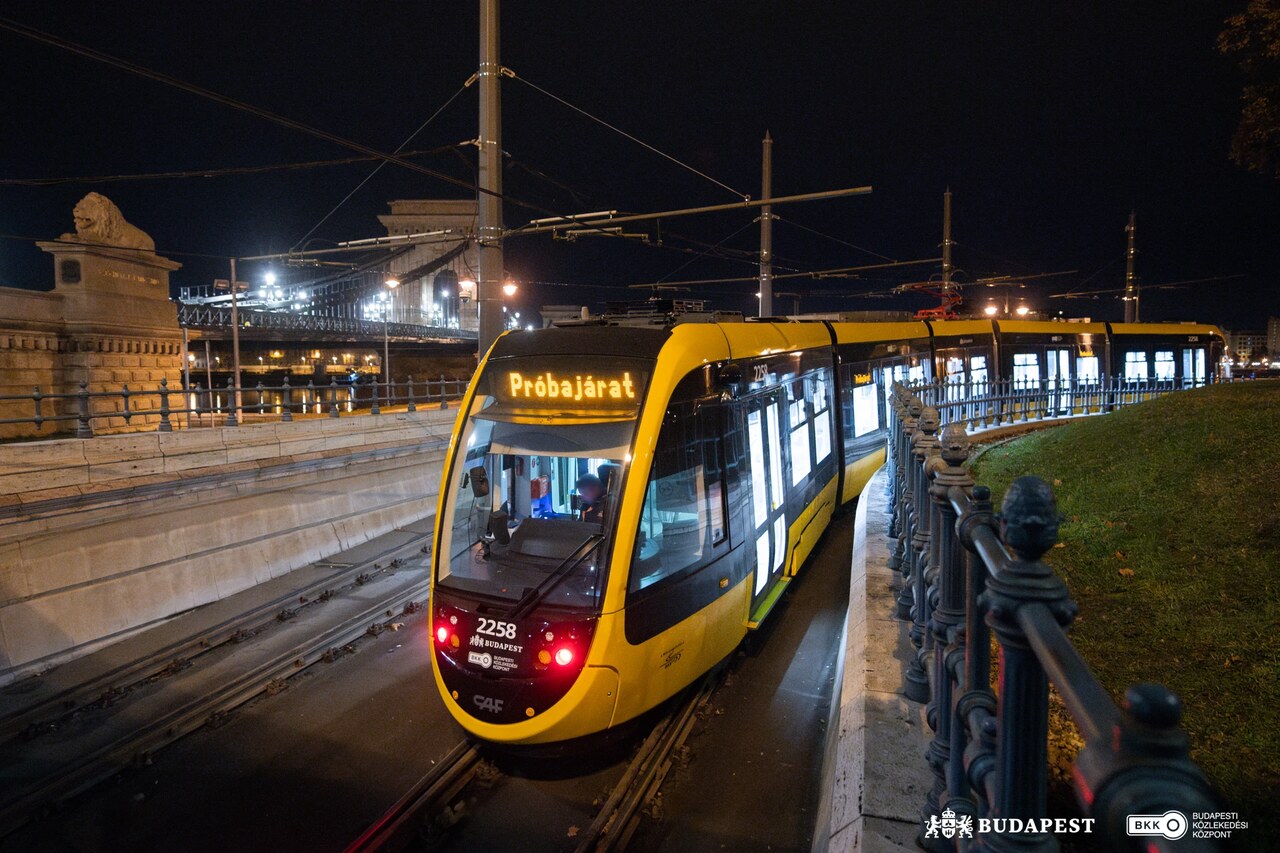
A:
822,465,928,852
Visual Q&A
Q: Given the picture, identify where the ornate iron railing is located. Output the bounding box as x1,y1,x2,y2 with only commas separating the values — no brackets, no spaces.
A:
0,374,468,438
887,383,1221,851
906,374,1202,431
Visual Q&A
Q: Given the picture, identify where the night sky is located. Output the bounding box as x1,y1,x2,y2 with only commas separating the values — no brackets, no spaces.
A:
2,2,1277,330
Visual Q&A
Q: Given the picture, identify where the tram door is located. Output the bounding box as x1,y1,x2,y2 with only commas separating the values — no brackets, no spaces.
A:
1047,349,1072,414
745,392,788,607
1183,348,1207,387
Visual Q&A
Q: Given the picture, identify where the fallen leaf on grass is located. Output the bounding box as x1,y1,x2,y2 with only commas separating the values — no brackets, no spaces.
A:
1053,478,1063,486
1053,542,1066,549
1113,550,1126,560
567,826,579,838
1118,568,1135,577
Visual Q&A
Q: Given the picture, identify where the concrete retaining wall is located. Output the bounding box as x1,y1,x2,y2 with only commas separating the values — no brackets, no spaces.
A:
0,409,457,684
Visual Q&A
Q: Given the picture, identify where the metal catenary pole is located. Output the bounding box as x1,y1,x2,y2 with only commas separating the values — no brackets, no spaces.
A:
759,130,773,317
476,0,505,357
1124,211,1138,323
229,257,243,419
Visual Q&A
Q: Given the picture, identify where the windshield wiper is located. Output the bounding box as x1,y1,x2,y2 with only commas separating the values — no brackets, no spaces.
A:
506,533,604,621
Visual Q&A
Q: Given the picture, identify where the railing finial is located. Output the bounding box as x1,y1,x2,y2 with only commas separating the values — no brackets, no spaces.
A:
998,476,1060,561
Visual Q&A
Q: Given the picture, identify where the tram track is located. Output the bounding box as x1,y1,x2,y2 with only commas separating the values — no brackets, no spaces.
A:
0,528,433,745
345,672,722,853
0,537,432,840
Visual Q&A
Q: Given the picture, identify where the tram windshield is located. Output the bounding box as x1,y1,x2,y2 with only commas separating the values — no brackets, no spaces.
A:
436,393,637,610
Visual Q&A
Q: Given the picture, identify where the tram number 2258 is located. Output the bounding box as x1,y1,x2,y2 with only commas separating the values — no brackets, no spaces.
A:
476,618,518,639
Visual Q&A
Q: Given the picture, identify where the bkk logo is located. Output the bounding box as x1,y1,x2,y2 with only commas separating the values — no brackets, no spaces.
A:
1126,810,1187,841
924,808,1096,840
1130,811,1250,841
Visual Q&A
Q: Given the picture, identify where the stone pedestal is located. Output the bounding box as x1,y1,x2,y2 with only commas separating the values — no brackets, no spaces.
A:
34,241,185,434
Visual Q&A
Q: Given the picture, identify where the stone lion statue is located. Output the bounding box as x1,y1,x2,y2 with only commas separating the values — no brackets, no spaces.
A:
60,192,155,253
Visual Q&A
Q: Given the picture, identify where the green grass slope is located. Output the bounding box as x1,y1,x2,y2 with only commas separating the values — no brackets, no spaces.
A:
970,381,1280,838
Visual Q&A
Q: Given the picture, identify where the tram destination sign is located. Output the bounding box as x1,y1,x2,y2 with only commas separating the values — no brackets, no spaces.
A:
486,357,650,411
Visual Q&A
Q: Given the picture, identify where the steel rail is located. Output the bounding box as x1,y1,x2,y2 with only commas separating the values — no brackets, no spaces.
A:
342,740,482,853
0,574,428,838
575,674,720,852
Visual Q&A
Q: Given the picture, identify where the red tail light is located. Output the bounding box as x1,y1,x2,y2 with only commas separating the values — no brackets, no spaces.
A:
554,647,574,667
436,625,449,645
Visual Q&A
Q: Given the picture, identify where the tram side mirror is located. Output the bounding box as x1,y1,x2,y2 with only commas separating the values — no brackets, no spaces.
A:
468,465,490,498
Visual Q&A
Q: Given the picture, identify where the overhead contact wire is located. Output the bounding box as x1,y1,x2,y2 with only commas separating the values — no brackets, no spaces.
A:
511,73,749,201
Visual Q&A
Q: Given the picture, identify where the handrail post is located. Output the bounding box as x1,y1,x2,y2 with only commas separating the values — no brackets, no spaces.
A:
439,373,449,410
406,375,417,412
193,382,204,427
979,476,1076,852
329,377,340,418
893,394,923,619
1074,684,1219,844
224,378,238,427
371,376,381,415
905,405,941,703
281,375,293,422
76,379,92,438
887,384,904,536
923,424,975,836
31,386,44,431
158,378,172,432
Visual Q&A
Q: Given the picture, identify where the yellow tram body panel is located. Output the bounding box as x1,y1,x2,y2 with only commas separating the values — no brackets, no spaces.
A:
1107,322,1223,337
784,475,838,577
922,318,998,338
996,319,1109,336
829,320,931,345
842,447,886,505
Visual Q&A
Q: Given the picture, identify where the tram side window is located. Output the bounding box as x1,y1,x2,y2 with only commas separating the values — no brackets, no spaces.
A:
1013,353,1039,389
631,403,725,592
882,363,906,424
852,382,879,437
812,373,832,464
789,381,812,486
970,356,989,391
1124,351,1148,382
1184,348,1207,385
1154,350,1175,381
1077,356,1100,385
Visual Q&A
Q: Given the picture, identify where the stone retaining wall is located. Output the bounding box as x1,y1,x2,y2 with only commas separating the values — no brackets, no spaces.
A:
0,408,457,684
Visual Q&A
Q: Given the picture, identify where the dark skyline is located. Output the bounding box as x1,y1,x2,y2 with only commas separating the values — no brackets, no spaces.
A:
1,2,1277,329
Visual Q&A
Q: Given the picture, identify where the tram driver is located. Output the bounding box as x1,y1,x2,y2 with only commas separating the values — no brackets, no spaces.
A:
575,473,605,524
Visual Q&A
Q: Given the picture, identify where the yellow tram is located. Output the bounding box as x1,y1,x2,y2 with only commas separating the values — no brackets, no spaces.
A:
428,317,1223,744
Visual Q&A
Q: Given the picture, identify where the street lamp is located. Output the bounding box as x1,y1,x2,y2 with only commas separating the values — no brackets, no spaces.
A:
502,280,518,298
1015,304,1030,317
383,277,399,388
983,304,999,317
